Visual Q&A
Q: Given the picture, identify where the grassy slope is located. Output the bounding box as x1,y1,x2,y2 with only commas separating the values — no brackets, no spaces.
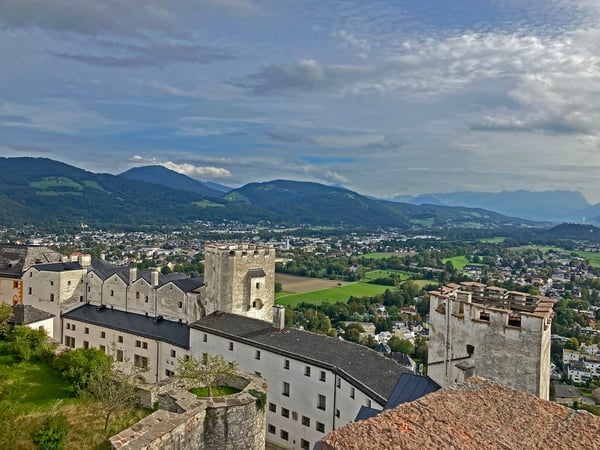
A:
0,342,148,449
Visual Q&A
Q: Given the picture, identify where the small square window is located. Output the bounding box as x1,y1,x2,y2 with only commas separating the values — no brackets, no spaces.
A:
67,280,71,286
110,290,114,297
268,424,276,434
301,439,310,450
302,416,310,427
136,291,140,299
316,422,325,433
282,382,290,397
83,341,89,349
229,342,234,351
66,323,71,330
100,331,106,338
28,287,32,295
171,349,176,358
50,293,54,302
320,371,326,382
336,409,340,418
281,407,289,418
50,281,54,286
280,430,288,441
99,345,106,353
268,402,276,412
284,359,290,370
142,342,148,349
72,324,76,331
84,327,89,335
136,340,141,348
118,335,123,343
178,301,183,308
255,350,261,360
145,295,149,303
203,334,207,342
305,366,311,377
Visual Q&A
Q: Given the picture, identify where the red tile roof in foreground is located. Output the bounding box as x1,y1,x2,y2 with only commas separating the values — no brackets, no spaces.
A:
316,378,600,450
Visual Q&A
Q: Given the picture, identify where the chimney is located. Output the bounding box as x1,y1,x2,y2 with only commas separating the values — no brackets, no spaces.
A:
78,254,92,267
272,305,285,331
151,270,159,287
130,266,137,285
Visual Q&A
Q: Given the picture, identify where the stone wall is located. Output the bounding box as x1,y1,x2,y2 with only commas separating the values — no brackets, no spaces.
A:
111,372,267,450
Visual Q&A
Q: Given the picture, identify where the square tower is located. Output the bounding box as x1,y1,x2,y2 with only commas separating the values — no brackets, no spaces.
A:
203,243,275,322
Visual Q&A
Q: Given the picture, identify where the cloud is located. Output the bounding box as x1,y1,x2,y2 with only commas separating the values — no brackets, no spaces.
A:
8,144,52,153
130,155,232,179
312,133,385,148
51,42,232,68
0,114,32,124
231,59,369,95
0,0,258,36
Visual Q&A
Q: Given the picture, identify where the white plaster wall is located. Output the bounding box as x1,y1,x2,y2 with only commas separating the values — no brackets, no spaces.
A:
189,328,381,450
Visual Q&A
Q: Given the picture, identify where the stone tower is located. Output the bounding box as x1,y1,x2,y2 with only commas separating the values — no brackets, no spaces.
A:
204,243,275,322
427,282,554,400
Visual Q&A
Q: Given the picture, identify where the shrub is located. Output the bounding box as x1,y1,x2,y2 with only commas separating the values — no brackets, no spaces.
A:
32,414,69,450
7,326,48,362
52,348,112,393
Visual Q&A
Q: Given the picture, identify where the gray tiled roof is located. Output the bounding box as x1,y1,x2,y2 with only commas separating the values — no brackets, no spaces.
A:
32,262,83,272
62,304,190,349
0,245,63,277
191,312,411,404
383,373,440,409
10,304,55,324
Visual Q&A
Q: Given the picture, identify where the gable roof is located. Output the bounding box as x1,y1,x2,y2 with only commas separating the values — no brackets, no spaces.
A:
10,304,55,324
31,261,83,272
0,245,63,278
191,312,411,404
62,304,189,349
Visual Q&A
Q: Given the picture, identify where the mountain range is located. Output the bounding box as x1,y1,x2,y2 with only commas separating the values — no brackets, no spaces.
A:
0,157,535,230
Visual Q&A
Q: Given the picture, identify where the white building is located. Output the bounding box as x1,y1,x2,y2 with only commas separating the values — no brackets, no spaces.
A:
189,308,410,450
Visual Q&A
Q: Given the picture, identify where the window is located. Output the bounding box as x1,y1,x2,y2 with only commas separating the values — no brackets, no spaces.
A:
203,334,207,342
316,422,325,433
83,341,89,349
302,416,310,427
50,293,54,302
336,409,340,418
136,291,140,299
256,282,260,289
50,281,54,286
350,387,355,399
67,280,71,286
228,342,234,351
171,349,176,358
255,371,261,377
320,371,326,382
142,342,148,349
367,399,372,408
84,327,89,335
66,323,71,330
145,295,149,303
317,394,326,410
301,439,310,450
28,287,32,295
282,382,290,397
79,296,83,302
479,311,490,321
305,366,311,377
134,354,148,369
280,430,288,441
165,369,175,377
267,424,276,434
255,350,261,360
13,281,18,289
281,407,289,418
268,402,276,413
116,349,123,362
110,290,114,297
136,340,141,348
178,301,183,308
336,377,341,388
99,345,106,353
118,335,123,343
71,324,76,331
284,359,289,370
100,331,106,338
29,272,32,277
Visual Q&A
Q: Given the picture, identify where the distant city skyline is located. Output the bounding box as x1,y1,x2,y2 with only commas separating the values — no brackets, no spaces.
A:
2,1,600,202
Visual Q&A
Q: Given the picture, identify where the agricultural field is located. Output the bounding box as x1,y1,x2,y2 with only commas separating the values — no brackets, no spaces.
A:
361,251,412,259
276,273,353,293
0,342,149,449
478,237,506,243
362,269,413,281
441,255,485,271
275,282,394,307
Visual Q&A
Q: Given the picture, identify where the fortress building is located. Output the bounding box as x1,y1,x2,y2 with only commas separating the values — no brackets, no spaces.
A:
427,282,554,399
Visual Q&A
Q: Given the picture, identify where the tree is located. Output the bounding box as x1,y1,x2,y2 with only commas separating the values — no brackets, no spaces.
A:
0,304,12,337
564,337,579,351
387,336,415,355
7,326,51,362
52,348,112,393
84,371,139,433
176,354,238,397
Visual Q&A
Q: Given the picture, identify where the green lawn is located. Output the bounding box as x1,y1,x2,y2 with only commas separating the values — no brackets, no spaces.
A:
478,237,506,243
361,252,406,259
362,269,413,281
276,282,395,306
442,256,470,270
573,251,600,268
190,385,241,397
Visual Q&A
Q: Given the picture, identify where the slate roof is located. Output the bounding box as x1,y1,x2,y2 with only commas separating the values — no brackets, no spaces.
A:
10,304,55,324
62,304,190,349
317,378,600,450
554,384,581,399
248,268,266,278
191,312,411,404
0,245,63,277
32,262,83,272
169,277,204,292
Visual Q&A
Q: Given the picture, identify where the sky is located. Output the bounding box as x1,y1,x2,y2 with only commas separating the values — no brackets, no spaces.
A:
2,1,600,202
